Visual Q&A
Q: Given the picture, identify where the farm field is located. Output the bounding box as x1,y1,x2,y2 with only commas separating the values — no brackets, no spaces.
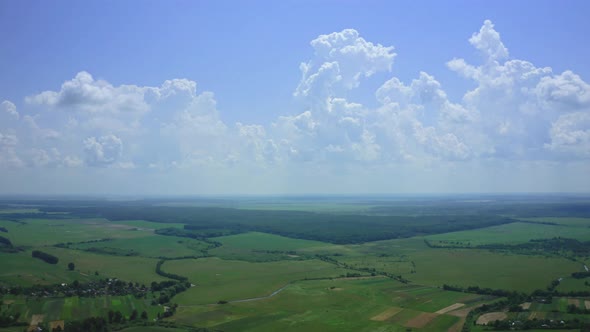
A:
0,247,166,286
1,196,590,331
166,257,347,305
211,232,332,251
173,278,482,332
0,218,152,246
71,235,210,258
516,217,590,227
1,295,163,324
424,222,590,246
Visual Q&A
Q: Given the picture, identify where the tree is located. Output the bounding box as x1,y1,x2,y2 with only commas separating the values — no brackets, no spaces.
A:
140,311,148,320
130,309,138,321
68,262,75,271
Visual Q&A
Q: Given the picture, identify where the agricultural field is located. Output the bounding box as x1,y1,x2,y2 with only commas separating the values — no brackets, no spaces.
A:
0,218,152,247
424,222,590,246
1,295,163,324
166,258,347,305
1,195,590,331
71,235,210,259
172,279,484,332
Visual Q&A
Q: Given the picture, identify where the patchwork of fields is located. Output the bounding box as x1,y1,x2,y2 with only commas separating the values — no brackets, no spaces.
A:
1,197,590,331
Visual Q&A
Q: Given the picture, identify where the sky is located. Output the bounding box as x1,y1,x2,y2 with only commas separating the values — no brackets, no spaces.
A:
1,1,589,195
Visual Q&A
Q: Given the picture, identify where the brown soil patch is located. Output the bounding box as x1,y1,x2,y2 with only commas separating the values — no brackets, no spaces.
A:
585,300,590,309
405,312,439,328
50,321,65,331
370,307,403,321
30,314,44,325
436,303,465,314
476,312,507,325
2,300,15,305
568,298,580,307
448,318,466,332
520,302,531,310
448,307,472,318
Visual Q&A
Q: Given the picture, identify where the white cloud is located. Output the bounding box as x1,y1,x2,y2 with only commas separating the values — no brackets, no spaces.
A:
63,155,83,168
1,100,18,119
446,20,590,160
546,112,590,157
26,71,150,114
469,19,509,61
351,130,381,161
0,132,23,168
1,21,590,195
23,115,61,140
535,70,590,111
83,134,123,166
0,132,18,147
295,29,396,112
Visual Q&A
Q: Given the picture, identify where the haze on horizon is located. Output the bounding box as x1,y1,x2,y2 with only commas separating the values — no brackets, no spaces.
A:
1,1,589,195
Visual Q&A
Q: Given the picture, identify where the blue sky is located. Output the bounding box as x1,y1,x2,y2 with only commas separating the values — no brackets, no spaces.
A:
1,1,589,195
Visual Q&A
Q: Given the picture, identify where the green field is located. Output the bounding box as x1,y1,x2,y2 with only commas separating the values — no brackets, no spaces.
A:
1,295,163,324
166,257,348,305
0,247,166,286
173,278,477,332
425,222,590,246
212,232,332,251
517,217,590,227
72,235,210,258
2,197,590,331
0,218,151,246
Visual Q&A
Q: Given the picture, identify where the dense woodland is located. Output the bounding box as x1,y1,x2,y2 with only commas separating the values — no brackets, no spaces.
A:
33,204,520,244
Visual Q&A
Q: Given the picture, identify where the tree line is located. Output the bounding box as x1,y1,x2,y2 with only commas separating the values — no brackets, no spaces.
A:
32,250,58,264
40,204,518,244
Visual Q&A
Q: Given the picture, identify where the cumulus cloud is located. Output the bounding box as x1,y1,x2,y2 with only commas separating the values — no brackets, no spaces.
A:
295,29,396,112
535,71,590,111
546,112,590,157
1,19,589,191
0,132,23,168
0,132,18,147
1,100,19,119
469,20,509,61
447,20,590,159
26,71,150,114
83,135,123,166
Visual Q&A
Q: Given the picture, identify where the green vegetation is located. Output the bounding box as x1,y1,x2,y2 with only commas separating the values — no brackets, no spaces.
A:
32,250,59,264
425,222,590,246
70,235,211,258
40,204,518,244
166,257,347,305
1,195,590,331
